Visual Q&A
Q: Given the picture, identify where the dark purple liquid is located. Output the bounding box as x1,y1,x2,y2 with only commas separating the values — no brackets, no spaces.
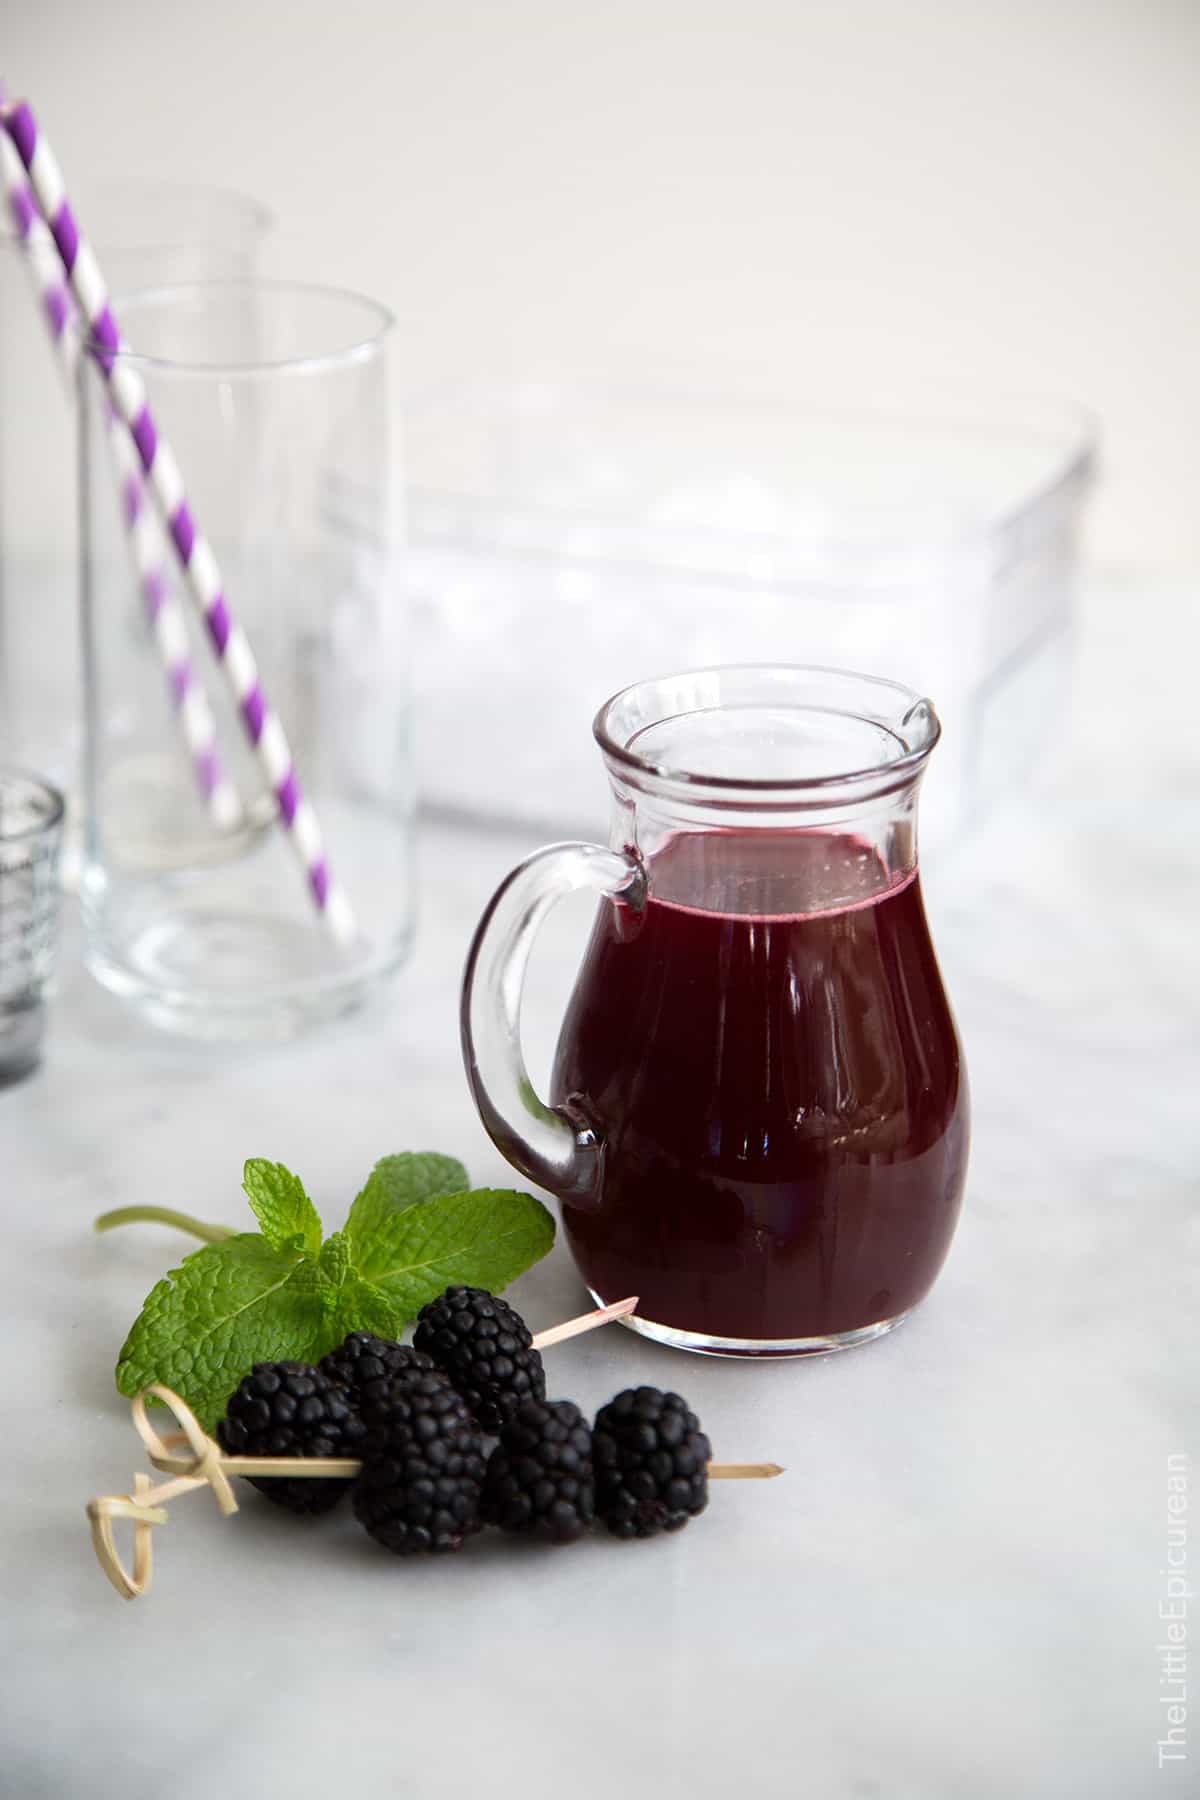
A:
550,831,968,1346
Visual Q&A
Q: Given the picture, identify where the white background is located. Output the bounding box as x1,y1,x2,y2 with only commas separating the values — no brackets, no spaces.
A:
8,0,1200,576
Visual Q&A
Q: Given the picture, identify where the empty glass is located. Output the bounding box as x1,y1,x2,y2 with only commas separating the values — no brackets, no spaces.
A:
78,280,412,1038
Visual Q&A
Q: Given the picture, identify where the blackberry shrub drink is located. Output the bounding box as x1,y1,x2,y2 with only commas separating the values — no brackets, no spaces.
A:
552,828,964,1345
462,667,968,1355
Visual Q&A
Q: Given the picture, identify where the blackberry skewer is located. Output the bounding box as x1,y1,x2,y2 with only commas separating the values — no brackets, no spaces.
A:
85,1293,781,1597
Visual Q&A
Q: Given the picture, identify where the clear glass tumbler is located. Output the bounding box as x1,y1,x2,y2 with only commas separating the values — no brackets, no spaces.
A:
0,770,64,1081
78,281,412,1039
0,182,270,787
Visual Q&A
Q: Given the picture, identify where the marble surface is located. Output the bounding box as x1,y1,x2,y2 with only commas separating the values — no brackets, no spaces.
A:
1,576,1195,1800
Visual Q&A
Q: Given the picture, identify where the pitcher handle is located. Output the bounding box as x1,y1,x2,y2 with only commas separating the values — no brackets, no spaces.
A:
461,841,645,1205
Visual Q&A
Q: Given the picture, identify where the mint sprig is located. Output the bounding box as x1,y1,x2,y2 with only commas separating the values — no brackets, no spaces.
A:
103,1154,554,1432
242,1159,323,1255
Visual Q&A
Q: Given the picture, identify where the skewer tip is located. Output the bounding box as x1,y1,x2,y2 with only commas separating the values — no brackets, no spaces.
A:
529,1295,639,1350
706,1461,785,1480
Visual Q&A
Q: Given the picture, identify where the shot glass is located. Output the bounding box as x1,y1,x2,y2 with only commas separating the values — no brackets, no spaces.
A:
0,770,64,1082
77,280,413,1039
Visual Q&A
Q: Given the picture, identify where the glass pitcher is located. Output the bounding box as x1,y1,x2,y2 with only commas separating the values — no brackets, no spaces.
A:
462,665,969,1356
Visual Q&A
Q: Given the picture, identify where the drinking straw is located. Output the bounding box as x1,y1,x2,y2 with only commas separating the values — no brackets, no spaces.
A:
0,129,244,831
1,97,357,943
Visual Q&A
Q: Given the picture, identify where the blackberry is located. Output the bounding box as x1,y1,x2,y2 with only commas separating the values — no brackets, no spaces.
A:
482,1398,594,1544
353,1370,487,1555
319,1332,437,1399
413,1286,545,1432
593,1386,711,1539
217,1360,366,1515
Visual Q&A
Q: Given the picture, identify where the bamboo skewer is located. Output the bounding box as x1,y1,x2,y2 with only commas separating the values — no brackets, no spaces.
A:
707,1464,785,1479
86,1297,783,1600
530,1294,638,1348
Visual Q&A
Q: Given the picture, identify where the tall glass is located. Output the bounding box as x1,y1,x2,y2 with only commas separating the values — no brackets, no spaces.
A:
78,281,412,1038
0,182,270,785
462,666,969,1355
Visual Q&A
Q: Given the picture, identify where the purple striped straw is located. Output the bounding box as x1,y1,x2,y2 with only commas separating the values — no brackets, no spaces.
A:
0,128,243,831
1,96,357,944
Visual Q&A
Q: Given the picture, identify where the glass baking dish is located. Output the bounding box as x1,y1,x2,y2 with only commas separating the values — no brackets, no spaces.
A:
404,378,1096,853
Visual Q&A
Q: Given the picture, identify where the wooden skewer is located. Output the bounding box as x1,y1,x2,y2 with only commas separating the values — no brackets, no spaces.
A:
145,1450,784,1483
530,1294,639,1349
708,1463,785,1479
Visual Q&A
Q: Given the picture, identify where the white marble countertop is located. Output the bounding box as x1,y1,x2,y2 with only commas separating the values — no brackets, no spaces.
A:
1,576,1195,1800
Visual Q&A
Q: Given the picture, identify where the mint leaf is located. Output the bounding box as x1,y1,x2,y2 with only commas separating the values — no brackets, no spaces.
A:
319,1230,351,1288
241,1159,322,1255
328,1269,416,1343
317,1230,353,1324
345,1153,470,1275
344,1188,554,1323
115,1235,335,1432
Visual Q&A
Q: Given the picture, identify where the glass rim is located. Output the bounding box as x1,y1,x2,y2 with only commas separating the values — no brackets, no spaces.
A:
83,278,394,378
0,177,272,252
0,769,66,842
593,663,941,795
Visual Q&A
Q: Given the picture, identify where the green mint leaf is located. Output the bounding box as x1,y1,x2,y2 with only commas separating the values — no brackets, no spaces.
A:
345,1153,470,1276
115,1235,335,1432
241,1159,323,1255
316,1233,354,1326
328,1269,416,1344
343,1188,554,1324
318,1230,351,1291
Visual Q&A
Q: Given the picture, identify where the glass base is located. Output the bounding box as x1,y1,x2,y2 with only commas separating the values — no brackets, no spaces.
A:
85,909,412,1042
589,1289,912,1358
0,996,46,1084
